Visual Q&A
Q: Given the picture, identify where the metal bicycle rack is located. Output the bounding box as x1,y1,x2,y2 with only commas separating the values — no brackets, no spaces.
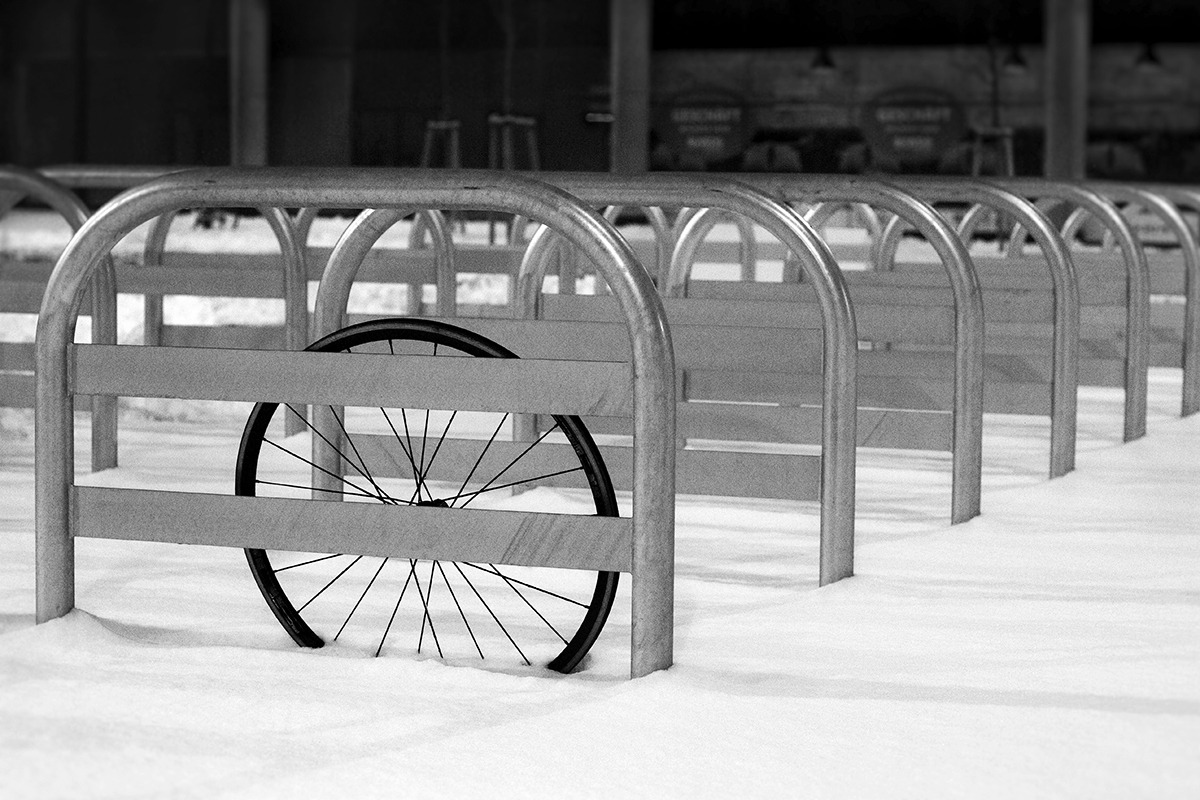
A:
544,205,674,294
875,178,1081,480
672,200,886,285
35,167,677,678
1138,184,1200,417
139,208,305,348
729,174,985,524
140,205,306,436
991,180,1150,442
518,172,859,586
1084,183,1200,418
0,164,118,470
334,173,859,587
669,208,759,282
294,206,460,316
38,164,312,439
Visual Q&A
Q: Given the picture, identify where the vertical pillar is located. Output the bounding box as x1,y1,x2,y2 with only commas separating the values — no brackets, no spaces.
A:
73,0,89,163
1043,0,1090,179
610,0,651,174
230,0,269,166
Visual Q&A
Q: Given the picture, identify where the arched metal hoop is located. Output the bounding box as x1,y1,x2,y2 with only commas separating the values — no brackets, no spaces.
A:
1089,183,1200,418
996,179,1151,441
732,173,985,524
519,172,859,586
0,165,119,470
876,178,1081,479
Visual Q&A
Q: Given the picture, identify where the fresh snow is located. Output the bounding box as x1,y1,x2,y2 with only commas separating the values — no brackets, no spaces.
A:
1,213,1198,798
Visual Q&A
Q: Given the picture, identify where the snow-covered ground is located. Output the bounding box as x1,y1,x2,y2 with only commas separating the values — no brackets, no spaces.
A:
1,213,1198,798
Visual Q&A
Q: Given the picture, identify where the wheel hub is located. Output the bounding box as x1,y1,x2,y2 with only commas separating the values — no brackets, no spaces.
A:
417,498,450,508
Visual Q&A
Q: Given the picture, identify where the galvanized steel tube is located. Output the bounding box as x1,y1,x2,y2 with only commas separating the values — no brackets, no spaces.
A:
39,164,189,190
670,206,758,281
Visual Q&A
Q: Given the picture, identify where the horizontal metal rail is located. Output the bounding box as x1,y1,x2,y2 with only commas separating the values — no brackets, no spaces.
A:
74,486,633,572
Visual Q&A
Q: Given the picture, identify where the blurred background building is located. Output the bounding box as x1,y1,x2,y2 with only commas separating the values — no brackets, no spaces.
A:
1,0,1197,181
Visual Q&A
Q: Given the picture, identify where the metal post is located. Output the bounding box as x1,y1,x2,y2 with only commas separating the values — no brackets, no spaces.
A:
609,0,651,174
230,0,269,167
1044,0,1090,179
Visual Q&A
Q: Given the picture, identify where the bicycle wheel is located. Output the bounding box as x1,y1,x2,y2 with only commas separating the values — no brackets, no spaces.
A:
236,317,620,673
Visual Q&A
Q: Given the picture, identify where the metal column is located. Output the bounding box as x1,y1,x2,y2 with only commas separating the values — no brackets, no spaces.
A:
1044,0,1090,179
610,0,652,174
230,0,270,167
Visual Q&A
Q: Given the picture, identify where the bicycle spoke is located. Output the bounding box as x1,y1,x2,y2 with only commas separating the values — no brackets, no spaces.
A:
298,555,364,613
414,342,437,487
437,561,484,659
452,562,530,665
453,413,511,503
379,407,431,503
255,478,383,501
400,409,425,504
411,560,442,658
480,563,567,643
389,338,428,504
417,560,437,654
375,562,417,657
260,438,403,506
274,553,343,574
285,402,398,504
452,466,585,508
334,558,389,642
453,423,560,509
459,562,590,609
421,410,458,482
328,406,391,502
